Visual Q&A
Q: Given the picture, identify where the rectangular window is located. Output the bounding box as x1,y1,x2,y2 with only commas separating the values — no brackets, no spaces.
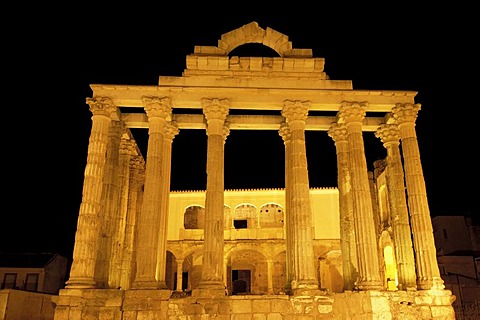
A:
25,273,39,292
3,273,17,289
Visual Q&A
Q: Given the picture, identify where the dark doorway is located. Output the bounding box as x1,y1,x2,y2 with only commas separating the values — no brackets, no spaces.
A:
182,272,188,291
232,269,251,294
173,272,189,291
234,219,248,229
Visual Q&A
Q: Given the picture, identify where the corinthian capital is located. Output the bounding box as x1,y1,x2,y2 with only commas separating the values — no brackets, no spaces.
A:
375,124,400,146
278,121,291,143
281,100,310,122
142,96,172,120
391,103,421,125
201,98,230,121
86,96,116,117
328,122,348,143
223,121,231,139
165,121,180,140
338,101,368,124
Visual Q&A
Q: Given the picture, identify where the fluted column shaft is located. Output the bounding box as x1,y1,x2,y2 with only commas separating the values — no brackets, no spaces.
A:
198,98,230,293
392,103,444,290
66,97,116,288
328,122,358,291
338,101,382,290
279,122,294,293
96,120,123,288
156,121,179,288
376,124,417,290
281,100,318,292
109,138,134,289
120,156,144,290
132,96,172,289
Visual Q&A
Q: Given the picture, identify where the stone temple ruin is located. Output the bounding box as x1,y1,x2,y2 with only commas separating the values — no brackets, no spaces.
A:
52,22,456,319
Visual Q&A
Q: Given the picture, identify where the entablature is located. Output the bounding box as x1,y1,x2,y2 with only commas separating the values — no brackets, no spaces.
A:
90,84,417,113
121,113,385,132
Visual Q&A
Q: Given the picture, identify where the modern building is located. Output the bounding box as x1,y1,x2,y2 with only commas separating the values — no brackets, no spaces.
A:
0,253,69,319
432,215,480,318
0,253,68,294
52,22,457,319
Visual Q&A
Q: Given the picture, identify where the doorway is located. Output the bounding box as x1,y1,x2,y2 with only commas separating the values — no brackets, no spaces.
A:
232,269,251,294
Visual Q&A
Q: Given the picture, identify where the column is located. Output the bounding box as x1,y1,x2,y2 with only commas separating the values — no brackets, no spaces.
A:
156,121,179,288
120,156,145,290
281,100,319,294
337,101,382,290
96,120,124,288
279,122,294,294
223,258,228,290
391,103,444,290
328,122,358,291
109,138,134,289
196,98,230,296
132,96,172,289
175,259,184,292
267,259,274,294
66,96,116,288
375,124,417,290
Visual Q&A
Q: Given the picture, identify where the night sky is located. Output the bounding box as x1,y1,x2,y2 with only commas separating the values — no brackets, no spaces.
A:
3,6,477,259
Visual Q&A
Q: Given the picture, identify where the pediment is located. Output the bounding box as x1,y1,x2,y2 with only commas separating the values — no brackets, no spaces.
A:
193,21,312,58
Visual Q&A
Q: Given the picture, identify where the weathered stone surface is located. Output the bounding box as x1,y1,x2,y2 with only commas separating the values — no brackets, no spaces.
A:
51,21,456,320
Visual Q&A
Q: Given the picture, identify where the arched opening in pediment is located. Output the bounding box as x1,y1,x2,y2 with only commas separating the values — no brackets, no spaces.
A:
229,43,280,58
218,21,292,57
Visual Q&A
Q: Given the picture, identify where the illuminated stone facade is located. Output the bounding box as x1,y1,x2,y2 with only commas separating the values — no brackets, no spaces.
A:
52,22,456,319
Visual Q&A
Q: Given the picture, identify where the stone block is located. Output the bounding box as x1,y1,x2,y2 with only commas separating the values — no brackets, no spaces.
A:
252,299,271,313
217,300,233,314
232,299,252,313
265,313,283,320
271,299,292,315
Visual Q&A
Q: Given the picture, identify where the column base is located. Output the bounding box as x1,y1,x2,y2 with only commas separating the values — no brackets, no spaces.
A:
65,277,96,289
417,276,445,291
192,282,227,298
290,281,327,297
355,280,383,291
292,287,328,297
192,288,227,298
157,281,169,290
131,280,161,290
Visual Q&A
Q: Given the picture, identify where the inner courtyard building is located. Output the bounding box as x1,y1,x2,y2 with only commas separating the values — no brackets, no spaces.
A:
52,22,456,319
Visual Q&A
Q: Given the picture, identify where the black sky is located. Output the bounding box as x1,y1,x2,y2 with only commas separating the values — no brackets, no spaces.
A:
3,6,478,258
